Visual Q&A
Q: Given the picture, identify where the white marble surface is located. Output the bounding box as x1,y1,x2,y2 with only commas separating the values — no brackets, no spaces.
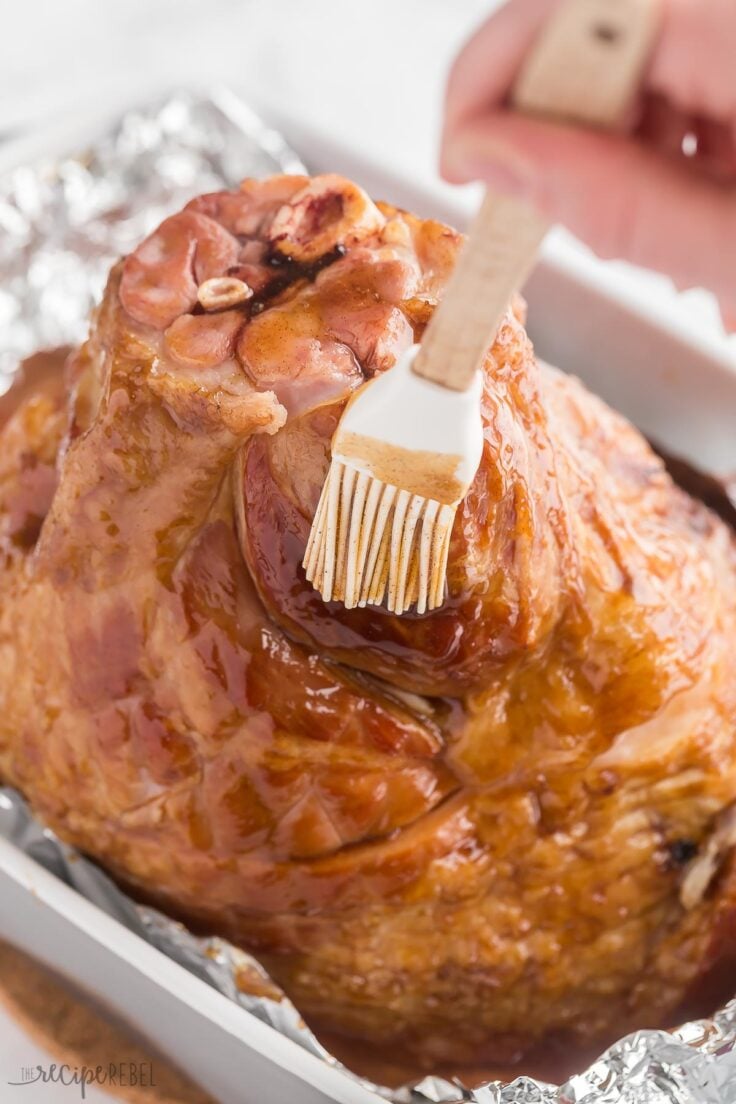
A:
0,0,489,156
0,2,733,1099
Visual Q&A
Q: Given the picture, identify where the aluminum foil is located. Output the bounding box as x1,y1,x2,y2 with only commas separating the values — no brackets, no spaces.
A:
0,90,734,1104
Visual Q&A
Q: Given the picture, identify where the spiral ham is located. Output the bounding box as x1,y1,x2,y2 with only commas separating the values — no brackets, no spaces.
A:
1,174,735,1075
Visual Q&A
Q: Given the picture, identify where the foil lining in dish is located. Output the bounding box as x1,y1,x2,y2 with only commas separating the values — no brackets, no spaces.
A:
0,90,734,1104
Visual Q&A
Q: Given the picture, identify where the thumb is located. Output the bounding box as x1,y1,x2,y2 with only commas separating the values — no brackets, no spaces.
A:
443,112,736,325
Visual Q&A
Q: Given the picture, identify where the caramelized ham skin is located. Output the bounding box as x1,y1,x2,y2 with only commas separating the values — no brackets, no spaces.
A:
1,174,736,1072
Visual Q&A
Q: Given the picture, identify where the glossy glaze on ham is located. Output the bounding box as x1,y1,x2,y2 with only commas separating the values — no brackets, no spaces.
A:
1,174,735,1074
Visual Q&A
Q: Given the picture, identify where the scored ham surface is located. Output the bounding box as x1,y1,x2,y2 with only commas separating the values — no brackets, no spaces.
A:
1,174,735,1073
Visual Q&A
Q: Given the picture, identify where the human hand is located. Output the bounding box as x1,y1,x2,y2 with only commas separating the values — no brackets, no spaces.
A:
442,0,736,328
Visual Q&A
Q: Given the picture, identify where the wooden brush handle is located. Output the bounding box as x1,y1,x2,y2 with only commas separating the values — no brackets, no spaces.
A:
412,193,547,391
413,0,659,393
512,0,660,129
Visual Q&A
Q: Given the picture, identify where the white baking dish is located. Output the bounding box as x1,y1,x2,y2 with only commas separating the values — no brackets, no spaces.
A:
0,89,734,1104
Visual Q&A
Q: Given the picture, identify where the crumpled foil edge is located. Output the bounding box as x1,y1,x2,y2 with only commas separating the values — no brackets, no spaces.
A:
0,89,735,1104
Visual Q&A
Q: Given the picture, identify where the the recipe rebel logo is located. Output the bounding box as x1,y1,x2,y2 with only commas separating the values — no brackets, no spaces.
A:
7,1062,157,1098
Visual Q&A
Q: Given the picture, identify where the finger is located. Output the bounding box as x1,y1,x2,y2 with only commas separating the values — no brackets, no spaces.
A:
443,0,561,138
637,93,695,160
635,98,736,181
443,111,736,320
648,0,736,123
692,117,736,179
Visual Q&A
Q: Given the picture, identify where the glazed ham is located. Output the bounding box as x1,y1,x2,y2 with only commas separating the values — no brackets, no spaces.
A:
1,174,736,1075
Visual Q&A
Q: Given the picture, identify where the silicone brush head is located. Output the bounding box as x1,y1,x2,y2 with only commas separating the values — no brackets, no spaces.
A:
303,345,484,614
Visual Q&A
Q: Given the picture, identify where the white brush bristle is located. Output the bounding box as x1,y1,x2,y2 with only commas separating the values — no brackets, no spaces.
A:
303,461,456,614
